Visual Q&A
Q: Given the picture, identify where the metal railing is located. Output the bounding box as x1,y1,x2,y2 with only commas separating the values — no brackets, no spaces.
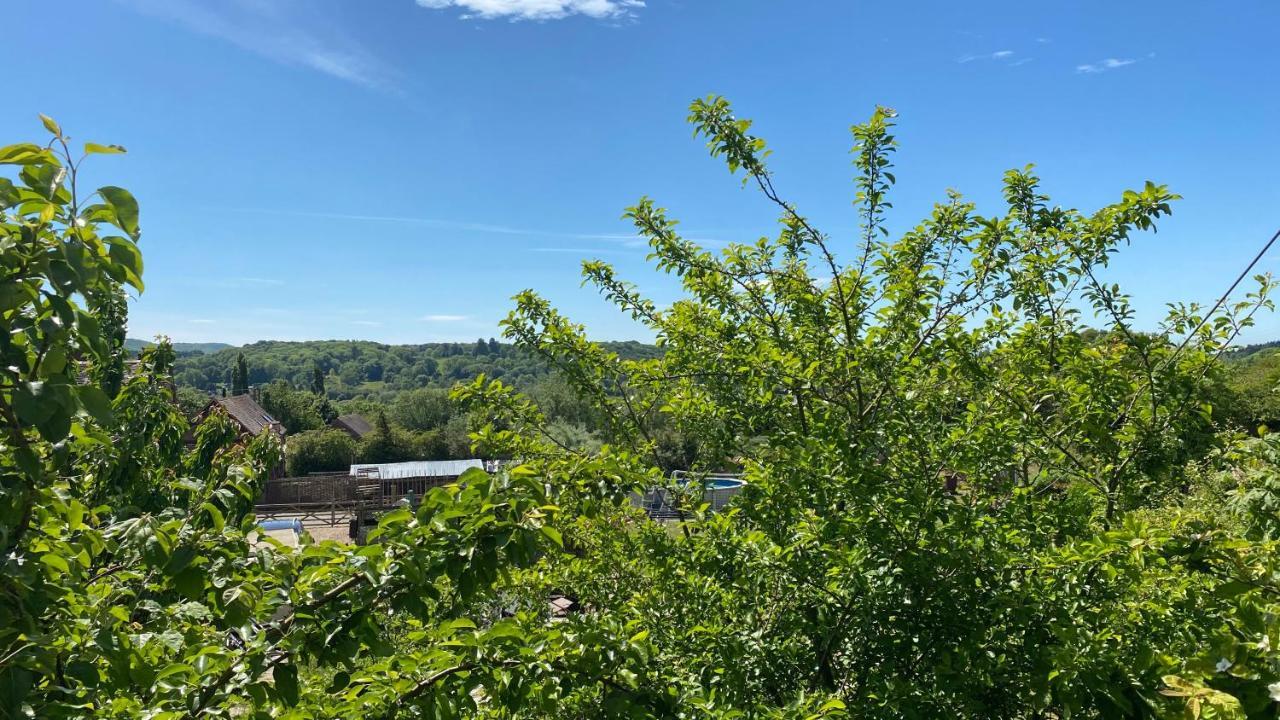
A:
254,470,472,532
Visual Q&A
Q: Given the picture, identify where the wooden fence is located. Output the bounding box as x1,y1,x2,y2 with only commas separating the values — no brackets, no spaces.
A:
253,472,462,525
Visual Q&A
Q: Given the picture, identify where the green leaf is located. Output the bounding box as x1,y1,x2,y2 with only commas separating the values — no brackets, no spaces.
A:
172,566,205,599
40,553,70,574
327,670,351,693
67,501,85,531
164,546,198,576
153,663,194,684
13,382,56,426
39,114,61,137
0,177,19,209
39,347,68,376
0,143,48,165
98,186,140,240
275,664,299,706
539,525,563,548
77,386,114,424
201,502,225,531
107,238,144,290
13,447,41,480
84,142,126,155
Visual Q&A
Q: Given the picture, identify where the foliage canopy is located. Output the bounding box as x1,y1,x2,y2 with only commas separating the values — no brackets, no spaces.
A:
3,103,1280,720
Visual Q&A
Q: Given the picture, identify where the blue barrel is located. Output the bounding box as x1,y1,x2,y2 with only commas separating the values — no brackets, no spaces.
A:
258,519,303,534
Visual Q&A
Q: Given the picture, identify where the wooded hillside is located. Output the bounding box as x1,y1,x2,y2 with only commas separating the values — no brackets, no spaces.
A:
167,339,662,400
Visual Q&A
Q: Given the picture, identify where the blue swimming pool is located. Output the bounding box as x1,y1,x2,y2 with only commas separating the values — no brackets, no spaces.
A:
706,477,746,490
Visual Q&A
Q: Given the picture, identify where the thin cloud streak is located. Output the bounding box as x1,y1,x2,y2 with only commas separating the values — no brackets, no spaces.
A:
1077,57,1138,74
114,0,396,89
220,206,735,250
958,49,1027,65
415,0,645,21
222,206,736,247
171,276,287,290
531,247,636,255
420,314,470,322
225,206,633,241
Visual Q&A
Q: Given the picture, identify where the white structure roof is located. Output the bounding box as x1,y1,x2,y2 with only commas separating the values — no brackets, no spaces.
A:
349,459,484,480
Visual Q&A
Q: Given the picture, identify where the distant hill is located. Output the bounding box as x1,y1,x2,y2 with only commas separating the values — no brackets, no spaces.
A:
169,338,662,403
1225,340,1280,361
125,338,234,355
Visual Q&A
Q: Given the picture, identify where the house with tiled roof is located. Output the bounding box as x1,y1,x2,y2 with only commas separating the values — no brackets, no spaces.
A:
200,394,286,439
192,393,286,479
330,413,374,440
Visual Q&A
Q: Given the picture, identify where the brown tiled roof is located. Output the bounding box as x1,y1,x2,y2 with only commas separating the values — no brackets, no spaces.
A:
210,394,283,437
332,413,374,439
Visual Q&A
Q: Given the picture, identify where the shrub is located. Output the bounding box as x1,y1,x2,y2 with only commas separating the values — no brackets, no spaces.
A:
286,428,357,476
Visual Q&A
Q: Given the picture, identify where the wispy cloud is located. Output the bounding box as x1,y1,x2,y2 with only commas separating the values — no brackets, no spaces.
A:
220,206,733,252
531,246,637,255
350,320,383,327
421,314,470,322
225,206,633,241
223,206,720,249
174,275,287,290
1079,58,1135,73
958,49,1027,65
189,318,217,325
415,0,645,21
1076,55,1150,74
236,277,286,287
115,0,395,89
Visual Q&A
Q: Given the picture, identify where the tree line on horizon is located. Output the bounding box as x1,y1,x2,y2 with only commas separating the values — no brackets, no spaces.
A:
167,337,662,401
168,331,1280,481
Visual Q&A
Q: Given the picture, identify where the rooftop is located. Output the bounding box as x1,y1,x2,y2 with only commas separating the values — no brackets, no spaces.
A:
332,413,374,438
211,394,282,437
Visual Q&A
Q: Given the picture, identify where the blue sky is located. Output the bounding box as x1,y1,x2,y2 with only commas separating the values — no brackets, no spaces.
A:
5,1,1279,345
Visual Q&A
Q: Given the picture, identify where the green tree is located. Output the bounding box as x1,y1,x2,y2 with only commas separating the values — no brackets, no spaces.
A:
454,98,1280,717
390,387,453,431
310,361,326,396
175,385,212,418
1223,348,1280,430
358,411,415,463
0,118,587,719
88,285,128,398
258,380,325,434
231,351,249,395
527,375,602,426
286,427,357,476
